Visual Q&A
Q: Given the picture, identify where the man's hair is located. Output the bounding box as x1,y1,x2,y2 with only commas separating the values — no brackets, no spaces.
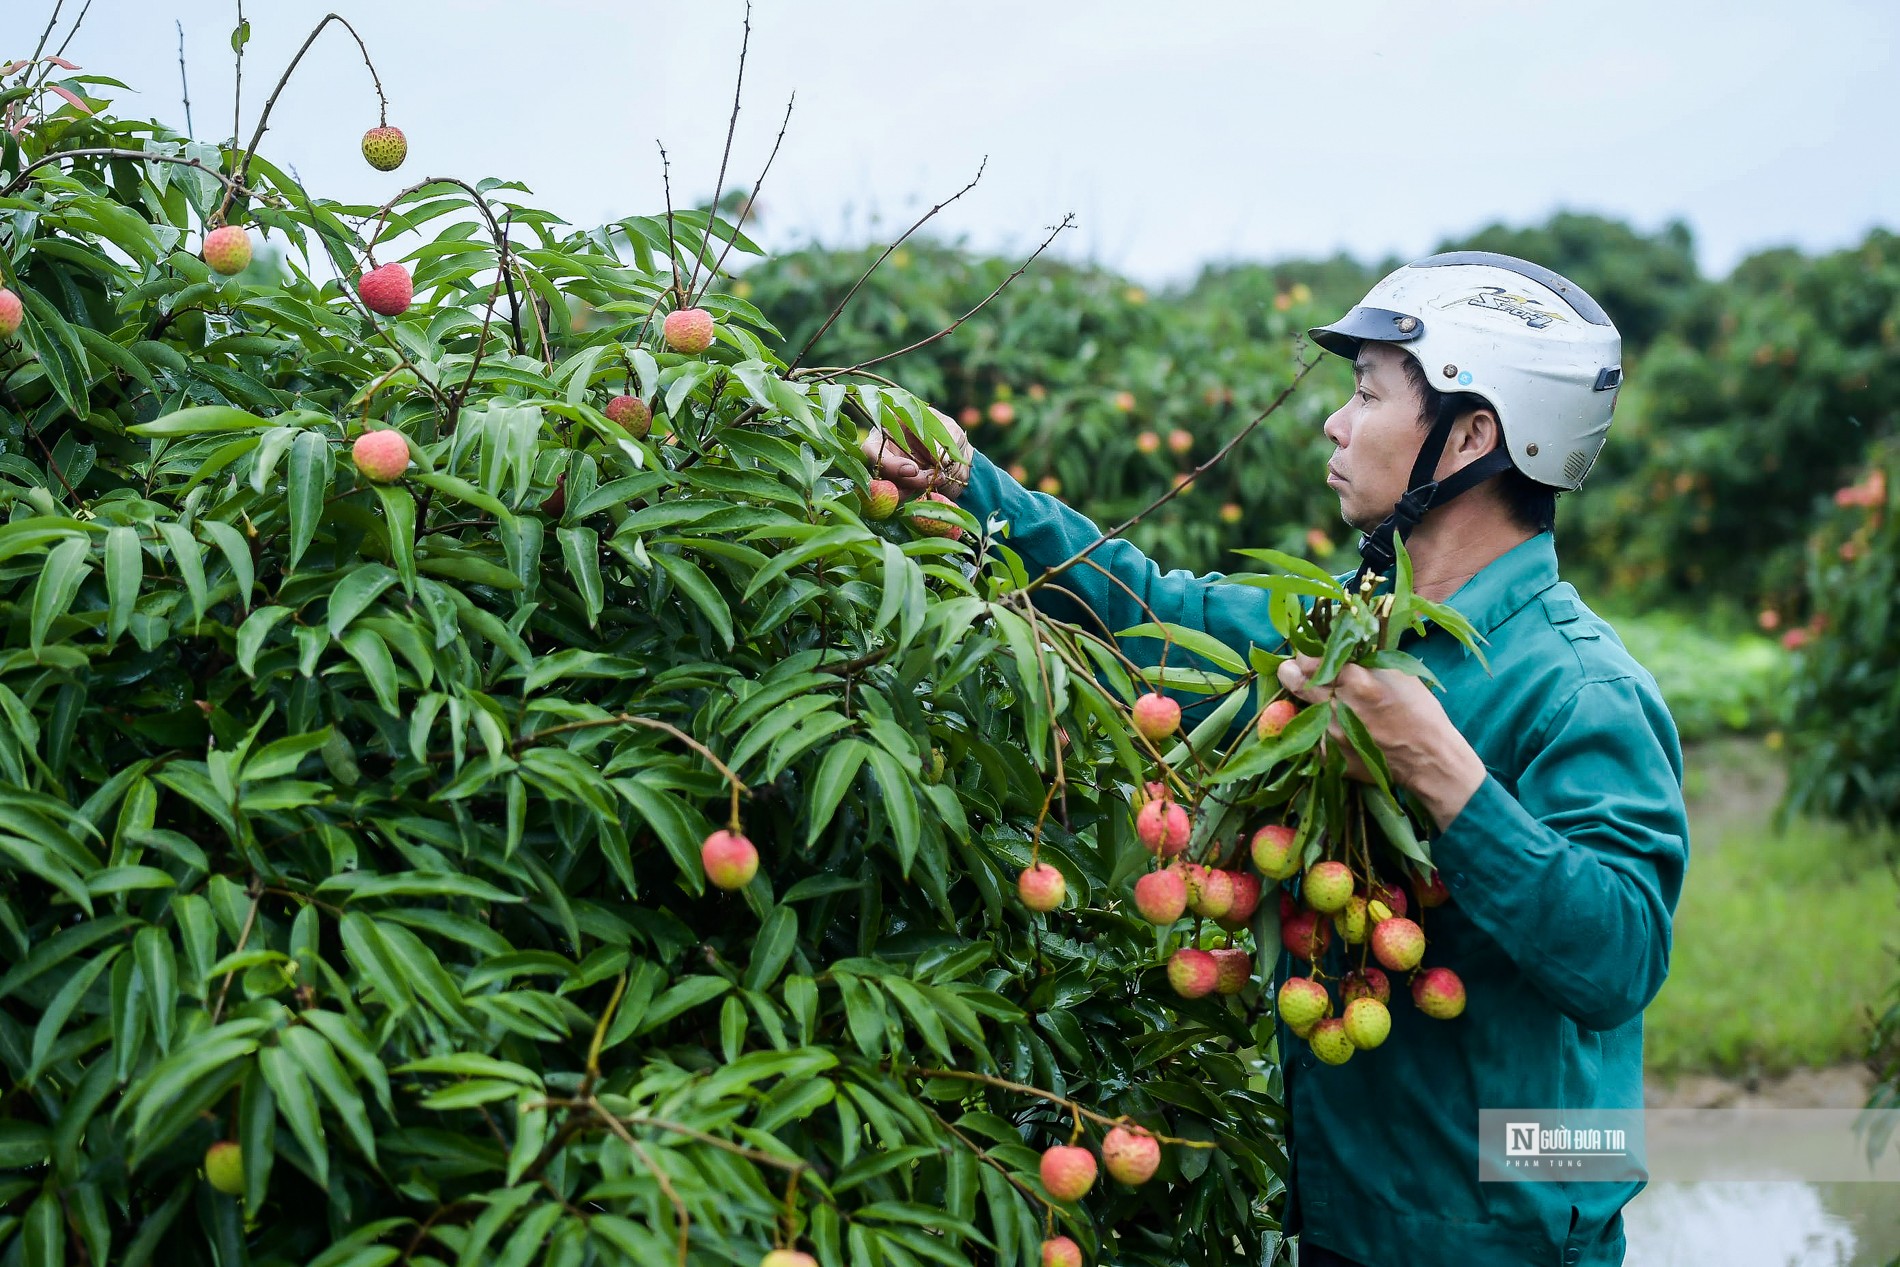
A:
1397,355,1557,534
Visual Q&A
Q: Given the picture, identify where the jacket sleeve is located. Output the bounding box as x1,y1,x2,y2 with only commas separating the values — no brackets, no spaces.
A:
956,449,1278,657
1429,674,1689,1031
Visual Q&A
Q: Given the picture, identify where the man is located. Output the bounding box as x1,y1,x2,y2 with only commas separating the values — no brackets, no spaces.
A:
864,252,1690,1265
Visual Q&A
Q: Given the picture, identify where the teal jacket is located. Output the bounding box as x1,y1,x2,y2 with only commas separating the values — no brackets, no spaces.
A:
954,452,1689,1266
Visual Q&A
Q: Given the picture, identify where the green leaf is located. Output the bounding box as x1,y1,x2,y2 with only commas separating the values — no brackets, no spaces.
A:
1114,621,1249,674
556,525,603,627
286,429,332,570
104,525,141,641
805,738,869,847
236,606,292,676
654,551,734,649
28,535,90,655
1231,547,1346,587
129,405,271,437
867,748,920,875
743,906,798,992
328,563,398,637
259,1044,331,1189
281,1025,378,1164
373,484,418,593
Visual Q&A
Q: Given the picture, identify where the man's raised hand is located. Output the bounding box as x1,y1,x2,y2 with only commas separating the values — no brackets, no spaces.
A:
860,407,973,500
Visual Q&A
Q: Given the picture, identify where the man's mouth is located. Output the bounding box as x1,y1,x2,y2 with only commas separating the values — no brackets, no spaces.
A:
1327,465,1347,487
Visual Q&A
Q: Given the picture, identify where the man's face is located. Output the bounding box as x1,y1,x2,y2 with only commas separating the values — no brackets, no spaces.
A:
1321,342,1425,531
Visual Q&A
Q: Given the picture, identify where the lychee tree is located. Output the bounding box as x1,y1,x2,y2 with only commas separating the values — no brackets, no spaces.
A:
0,22,1294,1267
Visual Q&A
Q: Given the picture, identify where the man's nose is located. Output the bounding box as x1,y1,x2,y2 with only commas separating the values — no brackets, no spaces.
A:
1323,404,1350,448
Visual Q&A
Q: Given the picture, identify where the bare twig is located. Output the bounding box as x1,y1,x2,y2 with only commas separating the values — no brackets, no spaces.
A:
230,1,245,160
28,1,64,65
693,93,794,306
50,0,93,60
589,1108,693,1267
657,140,684,301
904,1066,1217,1149
176,21,194,139
209,879,264,1025
484,712,750,830
685,0,751,298
786,157,988,375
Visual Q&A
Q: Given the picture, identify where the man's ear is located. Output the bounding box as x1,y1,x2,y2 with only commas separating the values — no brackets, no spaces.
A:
1453,407,1504,461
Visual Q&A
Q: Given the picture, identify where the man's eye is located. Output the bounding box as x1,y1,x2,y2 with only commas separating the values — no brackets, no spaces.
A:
1356,388,1373,403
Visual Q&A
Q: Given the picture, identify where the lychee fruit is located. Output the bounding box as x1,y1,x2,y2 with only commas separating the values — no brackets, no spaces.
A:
1131,692,1181,742
1102,1124,1161,1185
1250,824,1300,879
1219,502,1244,524
1216,871,1262,930
1210,946,1252,995
202,225,253,276
605,394,652,438
864,479,900,520
1184,865,1235,920
1343,996,1391,1050
541,473,567,518
1040,1144,1097,1202
1371,917,1425,972
1166,428,1193,455
663,307,716,354
1257,698,1299,739
1369,882,1409,920
700,829,758,891
1302,861,1354,913
1134,867,1188,924
1037,475,1062,495
351,429,410,483
1018,862,1065,912
761,1253,818,1267
1308,1017,1355,1065
909,491,964,541
1332,895,1369,944
204,1141,244,1195
357,262,413,316
1112,390,1136,412
1135,799,1191,857
1041,1236,1084,1267
1278,889,1297,920
987,400,1015,426
1136,430,1161,454
959,406,982,428
1281,909,1332,962
1276,976,1330,1037
1415,870,1451,908
1412,966,1467,1019
0,288,23,337
1167,948,1220,999
360,125,408,172
1341,967,1391,1006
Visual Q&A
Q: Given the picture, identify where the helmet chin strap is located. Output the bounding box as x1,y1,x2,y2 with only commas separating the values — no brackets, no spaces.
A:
1353,395,1517,588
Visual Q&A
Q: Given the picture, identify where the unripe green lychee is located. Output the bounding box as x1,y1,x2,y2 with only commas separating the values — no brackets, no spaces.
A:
909,491,964,540
1412,966,1466,1019
1018,862,1065,912
1415,870,1451,908
1166,948,1219,999
1250,824,1300,879
604,394,652,438
1210,946,1252,995
1302,860,1354,913
760,1252,818,1267
663,307,716,354
1134,867,1188,924
351,429,410,483
1135,799,1191,856
1276,976,1330,1037
1184,865,1235,920
0,288,22,338
1216,871,1262,930
361,125,408,171
1102,1124,1161,1184
1341,967,1390,1006
357,262,413,316
1332,894,1369,944
1257,698,1299,739
1039,1144,1097,1202
202,225,253,275
1041,1236,1084,1267
864,478,900,520
1343,996,1391,1049
1371,916,1425,972
1308,1017,1355,1065
204,1141,244,1195
1280,909,1332,961
700,829,758,890
1131,692,1181,742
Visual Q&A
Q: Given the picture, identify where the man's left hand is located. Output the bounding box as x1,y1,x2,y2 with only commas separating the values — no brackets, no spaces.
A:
1276,654,1488,829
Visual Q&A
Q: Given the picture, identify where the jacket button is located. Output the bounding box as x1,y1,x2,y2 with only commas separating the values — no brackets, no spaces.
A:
1563,1251,1580,1265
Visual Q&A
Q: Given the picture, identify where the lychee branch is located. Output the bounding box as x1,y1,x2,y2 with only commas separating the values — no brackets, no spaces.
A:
506,712,749,830
685,0,752,299
0,148,273,202
694,93,795,306
364,176,524,354
903,1067,1218,1149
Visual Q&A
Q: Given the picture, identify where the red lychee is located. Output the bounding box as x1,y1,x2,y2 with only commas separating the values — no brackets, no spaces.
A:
1102,1124,1161,1184
1040,1144,1097,1202
1136,430,1161,455
1309,1017,1355,1065
1112,390,1136,413
1134,867,1188,924
987,400,1016,426
1302,860,1354,913
1167,948,1219,999
1135,799,1191,857
909,491,964,541
1216,871,1262,930
202,225,253,276
0,287,23,337
1343,996,1391,1049
1250,824,1300,879
1368,882,1409,920
1412,966,1467,1019
959,406,982,428
760,1253,818,1267
1257,698,1299,739
1184,865,1235,920
1281,909,1332,962
204,1140,244,1195
1018,862,1066,912
1415,870,1451,908
663,307,716,354
1041,1237,1083,1267
1131,692,1181,742
1276,976,1330,1037
360,125,409,171
351,429,410,483
1166,428,1193,454
1210,946,1252,995
700,829,758,890
864,479,900,520
357,262,413,316
605,394,652,438
1341,967,1391,1006
1371,917,1425,971
1219,502,1244,524
541,473,567,518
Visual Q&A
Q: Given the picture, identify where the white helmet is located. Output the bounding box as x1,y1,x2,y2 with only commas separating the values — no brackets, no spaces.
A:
1310,251,1623,490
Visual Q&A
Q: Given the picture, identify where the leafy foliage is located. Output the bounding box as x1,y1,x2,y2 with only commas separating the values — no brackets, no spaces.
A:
0,47,1292,1267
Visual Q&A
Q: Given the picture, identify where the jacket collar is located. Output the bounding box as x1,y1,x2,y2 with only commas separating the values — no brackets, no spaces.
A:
1436,531,1560,637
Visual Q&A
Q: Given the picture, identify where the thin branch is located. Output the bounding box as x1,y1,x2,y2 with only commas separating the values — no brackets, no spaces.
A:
0,148,273,201
176,21,194,139
230,0,244,160
904,1066,1217,1149
209,878,264,1025
50,0,93,60
1027,353,1320,594
786,157,987,375
686,0,751,298
28,1,65,66
215,12,390,224
806,212,1075,383
589,1107,692,1267
657,140,684,301
693,93,794,306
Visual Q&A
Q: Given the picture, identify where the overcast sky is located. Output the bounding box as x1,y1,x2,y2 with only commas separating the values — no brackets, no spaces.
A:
35,0,1900,286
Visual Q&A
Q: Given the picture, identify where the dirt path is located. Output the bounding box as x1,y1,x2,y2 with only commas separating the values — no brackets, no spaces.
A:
1645,1062,1876,1109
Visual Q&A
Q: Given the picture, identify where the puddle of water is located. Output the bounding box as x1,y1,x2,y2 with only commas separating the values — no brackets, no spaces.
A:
1625,1181,1900,1266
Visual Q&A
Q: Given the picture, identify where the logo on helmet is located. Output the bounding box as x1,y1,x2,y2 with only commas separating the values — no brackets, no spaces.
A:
1440,286,1567,330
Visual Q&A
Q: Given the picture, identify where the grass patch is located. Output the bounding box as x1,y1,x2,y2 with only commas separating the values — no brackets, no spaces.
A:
1603,608,1787,743
1644,739,1900,1076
